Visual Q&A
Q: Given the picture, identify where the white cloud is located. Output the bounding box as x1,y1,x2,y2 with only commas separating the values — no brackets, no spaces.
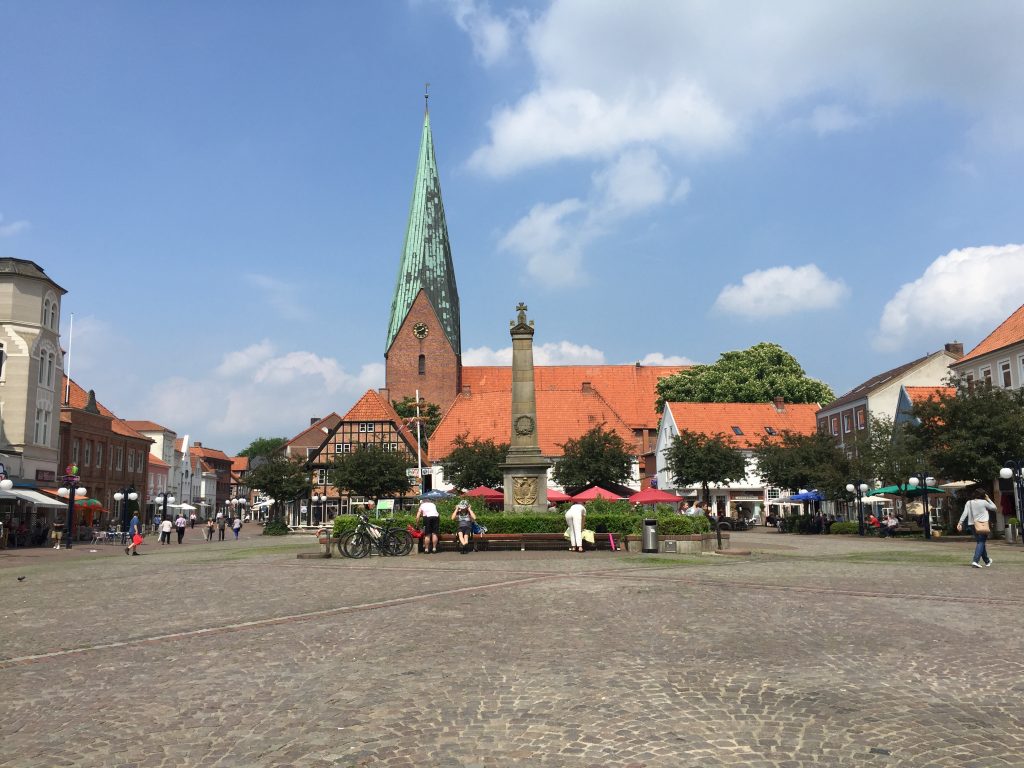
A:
638,352,696,366
466,1,1024,176
498,198,588,285
447,0,521,66
244,274,310,322
713,264,848,318
875,244,1024,351
592,148,674,216
0,214,30,237
147,341,385,451
464,340,606,366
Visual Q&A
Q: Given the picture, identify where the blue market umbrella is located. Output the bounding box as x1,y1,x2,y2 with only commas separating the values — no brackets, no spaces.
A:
790,490,825,502
419,490,453,500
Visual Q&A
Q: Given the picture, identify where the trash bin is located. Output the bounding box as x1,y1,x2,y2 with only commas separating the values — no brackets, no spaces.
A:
642,518,658,553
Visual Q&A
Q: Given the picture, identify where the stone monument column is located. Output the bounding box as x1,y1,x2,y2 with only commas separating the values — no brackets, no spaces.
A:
501,303,550,512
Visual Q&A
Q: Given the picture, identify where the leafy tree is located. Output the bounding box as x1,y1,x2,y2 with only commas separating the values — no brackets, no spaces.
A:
392,397,442,449
656,342,834,410
552,424,635,492
440,434,509,491
661,430,747,504
332,445,414,500
753,430,855,500
853,414,919,488
909,378,1024,485
238,436,287,458
244,455,312,528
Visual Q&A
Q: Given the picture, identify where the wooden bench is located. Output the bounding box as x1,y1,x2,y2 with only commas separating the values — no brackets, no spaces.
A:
429,532,622,552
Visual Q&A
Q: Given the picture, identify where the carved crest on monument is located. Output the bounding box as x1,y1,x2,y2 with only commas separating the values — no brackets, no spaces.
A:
512,476,538,505
514,415,535,436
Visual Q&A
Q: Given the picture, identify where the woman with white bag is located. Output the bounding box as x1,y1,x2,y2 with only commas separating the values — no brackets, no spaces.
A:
957,488,996,568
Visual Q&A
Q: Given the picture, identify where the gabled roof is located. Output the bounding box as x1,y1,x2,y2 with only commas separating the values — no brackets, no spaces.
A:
904,386,955,404
665,402,819,449
148,456,170,469
231,456,249,472
957,303,1024,364
430,387,636,459
60,376,151,441
189,444,232,464
123,420,173,433
198,459,216,474
284,413,342,448
385,109,461,356
461,364,686,431
342,390,420,449
0,258,67,293
826,352,938,410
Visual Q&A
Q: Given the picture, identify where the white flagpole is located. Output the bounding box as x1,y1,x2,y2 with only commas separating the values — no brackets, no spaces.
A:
415,389,423,492
64,313,73,405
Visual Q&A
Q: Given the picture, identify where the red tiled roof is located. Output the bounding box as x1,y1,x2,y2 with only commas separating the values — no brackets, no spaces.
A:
430,387,636,460
958,303,1024,364
60,376,151,441
665,402,819,449
148,455,170,469
189,444,232,464
231,456,249,472
198,459,215,473
340,391,421,456
905,386,955,404
284,413,342,447
461,364,685,431
123,420,172,433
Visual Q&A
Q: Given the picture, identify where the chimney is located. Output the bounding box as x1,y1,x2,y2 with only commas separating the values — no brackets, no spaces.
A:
193,441,202,448
310,417,320,426
773,397,785,413
944,342,964,358
582,381,593,393
462,385,472,396
378,387,390,403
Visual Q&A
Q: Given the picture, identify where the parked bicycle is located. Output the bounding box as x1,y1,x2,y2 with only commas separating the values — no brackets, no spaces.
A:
338,514,413,558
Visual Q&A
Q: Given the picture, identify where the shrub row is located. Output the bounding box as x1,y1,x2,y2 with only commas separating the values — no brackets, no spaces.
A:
829,521,859,535
330,510,711,537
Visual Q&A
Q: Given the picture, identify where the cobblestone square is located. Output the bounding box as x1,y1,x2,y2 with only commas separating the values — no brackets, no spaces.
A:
2,528,1022,767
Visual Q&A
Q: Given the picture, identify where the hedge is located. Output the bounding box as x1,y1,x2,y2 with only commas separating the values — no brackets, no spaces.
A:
829,521,859,535
330,507,711,538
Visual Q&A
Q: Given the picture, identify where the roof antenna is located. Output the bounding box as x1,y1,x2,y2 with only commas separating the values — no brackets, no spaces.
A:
424,82,430,113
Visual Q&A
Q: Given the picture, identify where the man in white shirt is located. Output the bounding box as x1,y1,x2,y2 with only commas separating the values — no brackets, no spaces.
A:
416,500,440,554
957,489,996,568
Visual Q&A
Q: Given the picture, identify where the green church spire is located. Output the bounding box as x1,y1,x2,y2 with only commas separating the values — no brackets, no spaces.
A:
385,108,461,356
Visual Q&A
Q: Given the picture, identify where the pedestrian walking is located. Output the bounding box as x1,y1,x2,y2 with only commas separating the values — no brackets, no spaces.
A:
217,514,226,541
232,516,242,540
174,513,187,544
957,488,996,568
159,517,173,545
189,512,197,529
126,512,143,556
415,498,440,554
564,501,586,552
205,518,215,542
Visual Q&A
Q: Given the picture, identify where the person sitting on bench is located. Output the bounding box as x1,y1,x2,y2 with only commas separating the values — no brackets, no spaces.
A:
451,500,477,554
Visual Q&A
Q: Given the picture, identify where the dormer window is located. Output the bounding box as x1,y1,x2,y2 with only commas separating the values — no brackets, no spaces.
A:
764,426,777,436
731,426,743,436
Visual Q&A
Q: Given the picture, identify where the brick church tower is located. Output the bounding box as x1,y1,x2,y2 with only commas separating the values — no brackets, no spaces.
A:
384,104,462,411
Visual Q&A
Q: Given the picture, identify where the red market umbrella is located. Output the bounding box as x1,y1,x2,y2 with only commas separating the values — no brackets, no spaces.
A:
571,486,623,501
545,489,572,502
462,485,503,501
628,488,684,505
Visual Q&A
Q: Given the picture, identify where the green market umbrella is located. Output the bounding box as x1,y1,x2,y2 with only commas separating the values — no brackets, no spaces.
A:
868,483,946,495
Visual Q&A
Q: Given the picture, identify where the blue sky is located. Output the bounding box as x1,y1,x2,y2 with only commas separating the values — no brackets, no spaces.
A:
3,1,1023,453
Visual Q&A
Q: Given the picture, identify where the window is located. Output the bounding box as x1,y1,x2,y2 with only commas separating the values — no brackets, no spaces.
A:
856,408,866,430
817,419,827,433
0,341,5,379
34,408,51,445
83,441,92,466
342,443,351,453
830,416,839,435
72,439,80,463
766,487,781,500
115,446,123,471
842,414,851,433
42,297,51,326
306,447,317,459
1000,360,1012,388
418,354,426,376
95,444,103,469
334,444,344,453
128,449,135,473
42,293,58,330
36,348,56,389
731,426,743,436
981,367,993,387
358,423,375,433
764,426,777,436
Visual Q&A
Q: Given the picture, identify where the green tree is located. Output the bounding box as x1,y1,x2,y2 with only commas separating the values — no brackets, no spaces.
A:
662,430,747,504
237,436,287,458
909,378,1024,484
552,424,635,492
753,430,854,500
853,414,919,488
392,397,442,450
440,434,509,491
655,342,834,410
332,445,414,500
244,455,312,529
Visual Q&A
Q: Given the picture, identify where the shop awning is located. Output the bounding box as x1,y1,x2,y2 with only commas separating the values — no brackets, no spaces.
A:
3,489,66,507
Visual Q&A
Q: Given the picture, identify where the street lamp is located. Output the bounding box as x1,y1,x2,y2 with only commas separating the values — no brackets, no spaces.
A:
908,473,936,540
113,486,139,544
55,465,87,550
999,461,1023,518
229,497,248,522
311,493,326,526
154,491,175,537
846,482,870,536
